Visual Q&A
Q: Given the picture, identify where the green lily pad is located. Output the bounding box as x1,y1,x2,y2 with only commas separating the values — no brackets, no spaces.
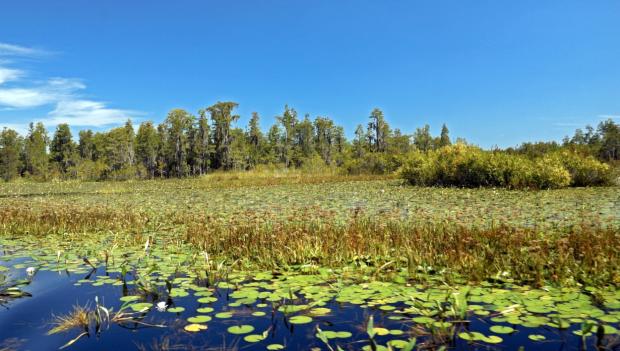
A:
489,325,515,334
288,315,313,324
187,315,211,323
128,302,152,312
528,334,546,341
228,325,255,335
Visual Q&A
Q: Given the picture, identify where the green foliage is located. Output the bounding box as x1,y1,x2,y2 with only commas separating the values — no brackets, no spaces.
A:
553,151,612,187
23,122,49,179
1,106,618,183
0,128,23,181
50,124,76,175
400,145,609,189
344,152,405,175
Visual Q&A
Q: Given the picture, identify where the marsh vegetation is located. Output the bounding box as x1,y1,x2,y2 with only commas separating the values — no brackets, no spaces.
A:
0,175,618,350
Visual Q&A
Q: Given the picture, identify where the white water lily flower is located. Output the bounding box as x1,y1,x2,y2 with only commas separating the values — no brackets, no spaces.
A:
26,267,36,276
156,301,168,312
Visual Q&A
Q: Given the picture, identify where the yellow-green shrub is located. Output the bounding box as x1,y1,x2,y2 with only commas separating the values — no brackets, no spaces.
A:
554,151,612,186
400,145,602,189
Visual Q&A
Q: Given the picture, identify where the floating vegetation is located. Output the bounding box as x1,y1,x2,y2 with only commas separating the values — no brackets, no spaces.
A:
0,179,619,350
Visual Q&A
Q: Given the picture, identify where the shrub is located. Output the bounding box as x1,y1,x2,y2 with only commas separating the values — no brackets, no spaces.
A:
345,152,405,175
400,145,604,189
555,151,612,186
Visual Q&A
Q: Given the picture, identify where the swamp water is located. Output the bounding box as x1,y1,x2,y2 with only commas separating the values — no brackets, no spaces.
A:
1,238,619,351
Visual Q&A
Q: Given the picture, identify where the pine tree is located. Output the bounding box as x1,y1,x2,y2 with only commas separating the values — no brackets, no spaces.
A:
246,112,263,168
50,124,76,175
0,128,23,181
23,122,49,178
439,124,451,147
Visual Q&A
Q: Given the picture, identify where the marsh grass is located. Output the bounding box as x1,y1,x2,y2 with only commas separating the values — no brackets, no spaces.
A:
184,210,620,286
48,305,90,335
1,180,618,287
0,203,148,237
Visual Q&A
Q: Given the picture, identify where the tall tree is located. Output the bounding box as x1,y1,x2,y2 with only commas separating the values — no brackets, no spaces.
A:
164,109,193,177
598,119,620,160
23,122,49,178
136,121,160,178
246,112,263,168
156,123,168,178
314,116,335,165
0,128,23,181
413,125,433,152
368,108,389,152
189,111,211,175
207,101,239,170
294,115,315,161
353,124,366,158
439,124,451,147
276,105,298,167
50,124,76,174
78,130,96,161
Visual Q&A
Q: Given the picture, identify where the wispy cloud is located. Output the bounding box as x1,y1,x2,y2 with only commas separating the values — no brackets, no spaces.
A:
0,67,24,85
0,42,47,57
0,78,83,108
0,42,140,132
45,100,136,127
598,114,620,120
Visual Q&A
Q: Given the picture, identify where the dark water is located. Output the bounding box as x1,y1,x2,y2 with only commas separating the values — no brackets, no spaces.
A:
1,266,619,351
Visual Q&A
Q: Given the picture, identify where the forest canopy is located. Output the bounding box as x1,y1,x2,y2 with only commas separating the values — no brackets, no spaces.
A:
1,102,619,188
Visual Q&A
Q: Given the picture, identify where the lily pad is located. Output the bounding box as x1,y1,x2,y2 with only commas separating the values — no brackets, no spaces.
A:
228,325,255,335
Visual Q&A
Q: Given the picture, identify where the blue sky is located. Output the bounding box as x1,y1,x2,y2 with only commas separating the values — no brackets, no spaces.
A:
0,1,618,148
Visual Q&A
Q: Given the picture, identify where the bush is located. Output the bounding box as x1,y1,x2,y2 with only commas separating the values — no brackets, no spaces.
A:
400,145,605,189
554,151,612,186
344,152,405,175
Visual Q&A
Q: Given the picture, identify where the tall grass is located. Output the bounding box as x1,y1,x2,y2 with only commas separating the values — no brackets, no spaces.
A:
2,202,616,286
184,210,619,286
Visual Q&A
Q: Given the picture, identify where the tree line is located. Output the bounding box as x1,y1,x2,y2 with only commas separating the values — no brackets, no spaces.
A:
0,101,618,182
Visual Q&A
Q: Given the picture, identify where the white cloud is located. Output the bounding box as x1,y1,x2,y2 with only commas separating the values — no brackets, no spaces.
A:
45,99,135,127
0,67,23,85
0,77,84,108
0,42,46,57
0,42,140,130
598,114,619,120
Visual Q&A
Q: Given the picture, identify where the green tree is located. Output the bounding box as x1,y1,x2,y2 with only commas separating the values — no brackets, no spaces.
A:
207,102,239,170
314,116,335,165
164,109,193,177
292,114,315,165
78,130,96,161
189,111,211,175
413,124,433,152
23,122,49,178
0,128,23,181
266,124,282,164
136,121,160,178
353,124,367,158
439,124,451,147
597,119,620,160
50,124,76,175
368,108,389,152
277,105,298,167
246,112,264,168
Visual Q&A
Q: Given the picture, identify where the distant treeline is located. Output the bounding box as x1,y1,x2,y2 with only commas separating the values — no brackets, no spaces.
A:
0,101,618,187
